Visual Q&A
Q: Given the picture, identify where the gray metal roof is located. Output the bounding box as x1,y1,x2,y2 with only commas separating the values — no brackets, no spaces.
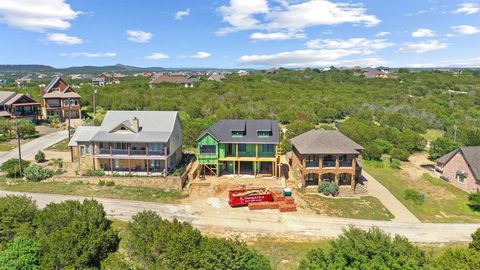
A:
437,146,480,180
291,129,364,155
68,126,100,146
0,91,17,105
198,119,280,144
44,76,61,93
90,111,179,143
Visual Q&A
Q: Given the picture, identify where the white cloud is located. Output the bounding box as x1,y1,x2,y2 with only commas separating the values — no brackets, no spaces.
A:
126,30,153,43
452,25,480,35
175,8,190,20
217,0,380,35
191,51,211,59
452,3,480,15
145,52,169,60
306,38,394,50
397,40,447,53
0,0,80,31
217,0,269,34
237,48,378,67
60,52,117,58
376,31,390,37
250,31,305,40
411,28,435,38
46,33,82,45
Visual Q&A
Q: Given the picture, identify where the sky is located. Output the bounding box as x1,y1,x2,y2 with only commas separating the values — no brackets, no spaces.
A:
0,0,480,69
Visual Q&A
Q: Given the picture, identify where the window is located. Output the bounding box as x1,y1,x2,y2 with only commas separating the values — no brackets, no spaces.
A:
306,155,318,162
238,144,247,152
200,145,216,155
232,131,244,137
114,159,120,169
258,131,272,137
456,171,467,183
262,144,274,153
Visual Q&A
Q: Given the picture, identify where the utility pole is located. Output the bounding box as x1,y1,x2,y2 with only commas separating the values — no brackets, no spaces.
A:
68,98,73,162
93,87,97,119
14,115,23,175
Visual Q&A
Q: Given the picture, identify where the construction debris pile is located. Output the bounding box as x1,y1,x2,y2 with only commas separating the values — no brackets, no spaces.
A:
248,192,297,212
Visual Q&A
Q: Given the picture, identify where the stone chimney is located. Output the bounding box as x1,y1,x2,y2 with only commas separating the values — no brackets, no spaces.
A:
132,117,140,132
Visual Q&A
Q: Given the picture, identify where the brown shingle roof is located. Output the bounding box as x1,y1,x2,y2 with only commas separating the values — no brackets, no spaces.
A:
150,75,193,84
43,92,81,98
291,129,364,155
437,146,480,180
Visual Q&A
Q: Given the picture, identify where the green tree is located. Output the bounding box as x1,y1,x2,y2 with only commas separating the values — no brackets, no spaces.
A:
0,196,37,244
18,120,36,138
34,151,46,163
299,227,427,270
124,211,270,270
363,142,383,160
0,237,41,270
432,247,480,270
0,159,30,177
470,228,480,252
285,120,315,139
35,199,119,269
428,137,460,160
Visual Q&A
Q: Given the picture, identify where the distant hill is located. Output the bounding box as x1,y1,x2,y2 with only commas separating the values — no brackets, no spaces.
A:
0,64,166,73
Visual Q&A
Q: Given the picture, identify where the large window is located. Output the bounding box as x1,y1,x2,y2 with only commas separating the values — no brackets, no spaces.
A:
262,144,274,153
200,145,216,154
238,144,247,152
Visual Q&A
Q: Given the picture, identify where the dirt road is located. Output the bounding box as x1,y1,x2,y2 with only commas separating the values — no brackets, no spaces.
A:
1,190,478,244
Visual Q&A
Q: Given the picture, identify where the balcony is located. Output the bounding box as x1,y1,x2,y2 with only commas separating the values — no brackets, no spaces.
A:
306,161,319,168
322,161,336,168
340,160,353,168
258,152,275,157
97,149,165,157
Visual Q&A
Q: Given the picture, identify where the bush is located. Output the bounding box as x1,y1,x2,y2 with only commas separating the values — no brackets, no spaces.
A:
52,158,63,169
299,227,427,270
470,228,480,251
105,181,115,187
318,181,339,196
0,159,30,177
0,195,37,243
86,169,105,176
468,192,480,211
389,147,410,161
0,237,41,269
98,180,106,186
404,189,425,205
363,142,383,160
428,137,460,160
34,151,46,163
18,120,36,138
24,165,54,182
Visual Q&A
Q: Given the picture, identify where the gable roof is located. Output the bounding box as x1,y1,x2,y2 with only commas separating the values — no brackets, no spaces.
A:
437,146,480,180
0,91,39,106
150,75,193,84
68,126,101,147
291,129,364,155
44,76,62,93
90,111,179,143
197,119,280,144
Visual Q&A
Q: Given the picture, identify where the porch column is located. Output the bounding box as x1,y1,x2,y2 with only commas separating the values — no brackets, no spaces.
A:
92,142,96,171
233,161,236,175
335,174,339,185
146,146,149,175
109,145,113,174
238,161,241,176
255,144,258,159
319,157,323,170
254,162,257,177
351,158,357,190
128,145,131,173
335,156,340,169
235,144,238,158
272,161,275,177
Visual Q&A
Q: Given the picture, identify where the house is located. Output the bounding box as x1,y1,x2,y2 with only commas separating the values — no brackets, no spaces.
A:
0,91,40,120
150,75,193,88
208,73,226,82
68,111,183,176
39,76,81,121
436,146,480,193
92,77,106,87
237,70,249,76
196,119,281,177
290,129,364,190
362,68,388,79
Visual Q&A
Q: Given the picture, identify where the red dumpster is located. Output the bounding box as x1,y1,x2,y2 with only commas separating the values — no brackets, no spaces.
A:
228,188,273,207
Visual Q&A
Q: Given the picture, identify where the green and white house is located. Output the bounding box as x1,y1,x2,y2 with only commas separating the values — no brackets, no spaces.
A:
196,119,281,177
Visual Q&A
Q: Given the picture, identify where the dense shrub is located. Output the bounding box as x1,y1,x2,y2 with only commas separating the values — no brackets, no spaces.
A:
0,237,41,270
428,137,460,160
34,151,46,163
470,228,480,251
23,165,53,182
318,181,339,196
0,159,30,177
18,120,36,138
0,196,37,243
468,192,480,211
363,142,383,160
299,227,427,270
86,169,105,176
404,189,425,205
124,211,271,270
105,180,115,187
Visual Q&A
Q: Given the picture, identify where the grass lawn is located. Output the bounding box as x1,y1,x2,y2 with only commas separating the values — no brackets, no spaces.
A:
45,138,70,152
301,194,394,221
364,161,480,223
422,129,444,142
0,135,40,152
0,178,185,203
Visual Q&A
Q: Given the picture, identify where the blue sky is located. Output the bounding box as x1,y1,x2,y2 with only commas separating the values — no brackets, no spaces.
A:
1,0,480,68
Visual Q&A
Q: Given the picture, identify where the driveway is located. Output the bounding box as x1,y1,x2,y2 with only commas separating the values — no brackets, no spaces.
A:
363,170,421,223
0,130,68,165
1,190,478,244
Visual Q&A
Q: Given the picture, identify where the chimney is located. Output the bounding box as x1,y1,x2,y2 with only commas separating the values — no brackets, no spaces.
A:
132,117,140,132
39,84,45,97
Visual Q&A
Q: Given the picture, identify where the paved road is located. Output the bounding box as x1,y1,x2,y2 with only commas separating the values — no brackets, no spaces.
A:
1,190,478,244
0,130,68,165
363,170,421,223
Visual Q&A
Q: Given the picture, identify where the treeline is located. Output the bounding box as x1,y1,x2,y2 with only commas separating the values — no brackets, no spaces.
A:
1,195,479,269
0,119,36,141
0,196,270,270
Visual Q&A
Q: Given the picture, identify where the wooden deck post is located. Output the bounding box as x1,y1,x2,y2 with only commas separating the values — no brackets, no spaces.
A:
92,142,96,171
351,158,357,190
256,144,258,159
236,144,238,158
146,146,149,175
109,145,113,174
238,161,241,176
